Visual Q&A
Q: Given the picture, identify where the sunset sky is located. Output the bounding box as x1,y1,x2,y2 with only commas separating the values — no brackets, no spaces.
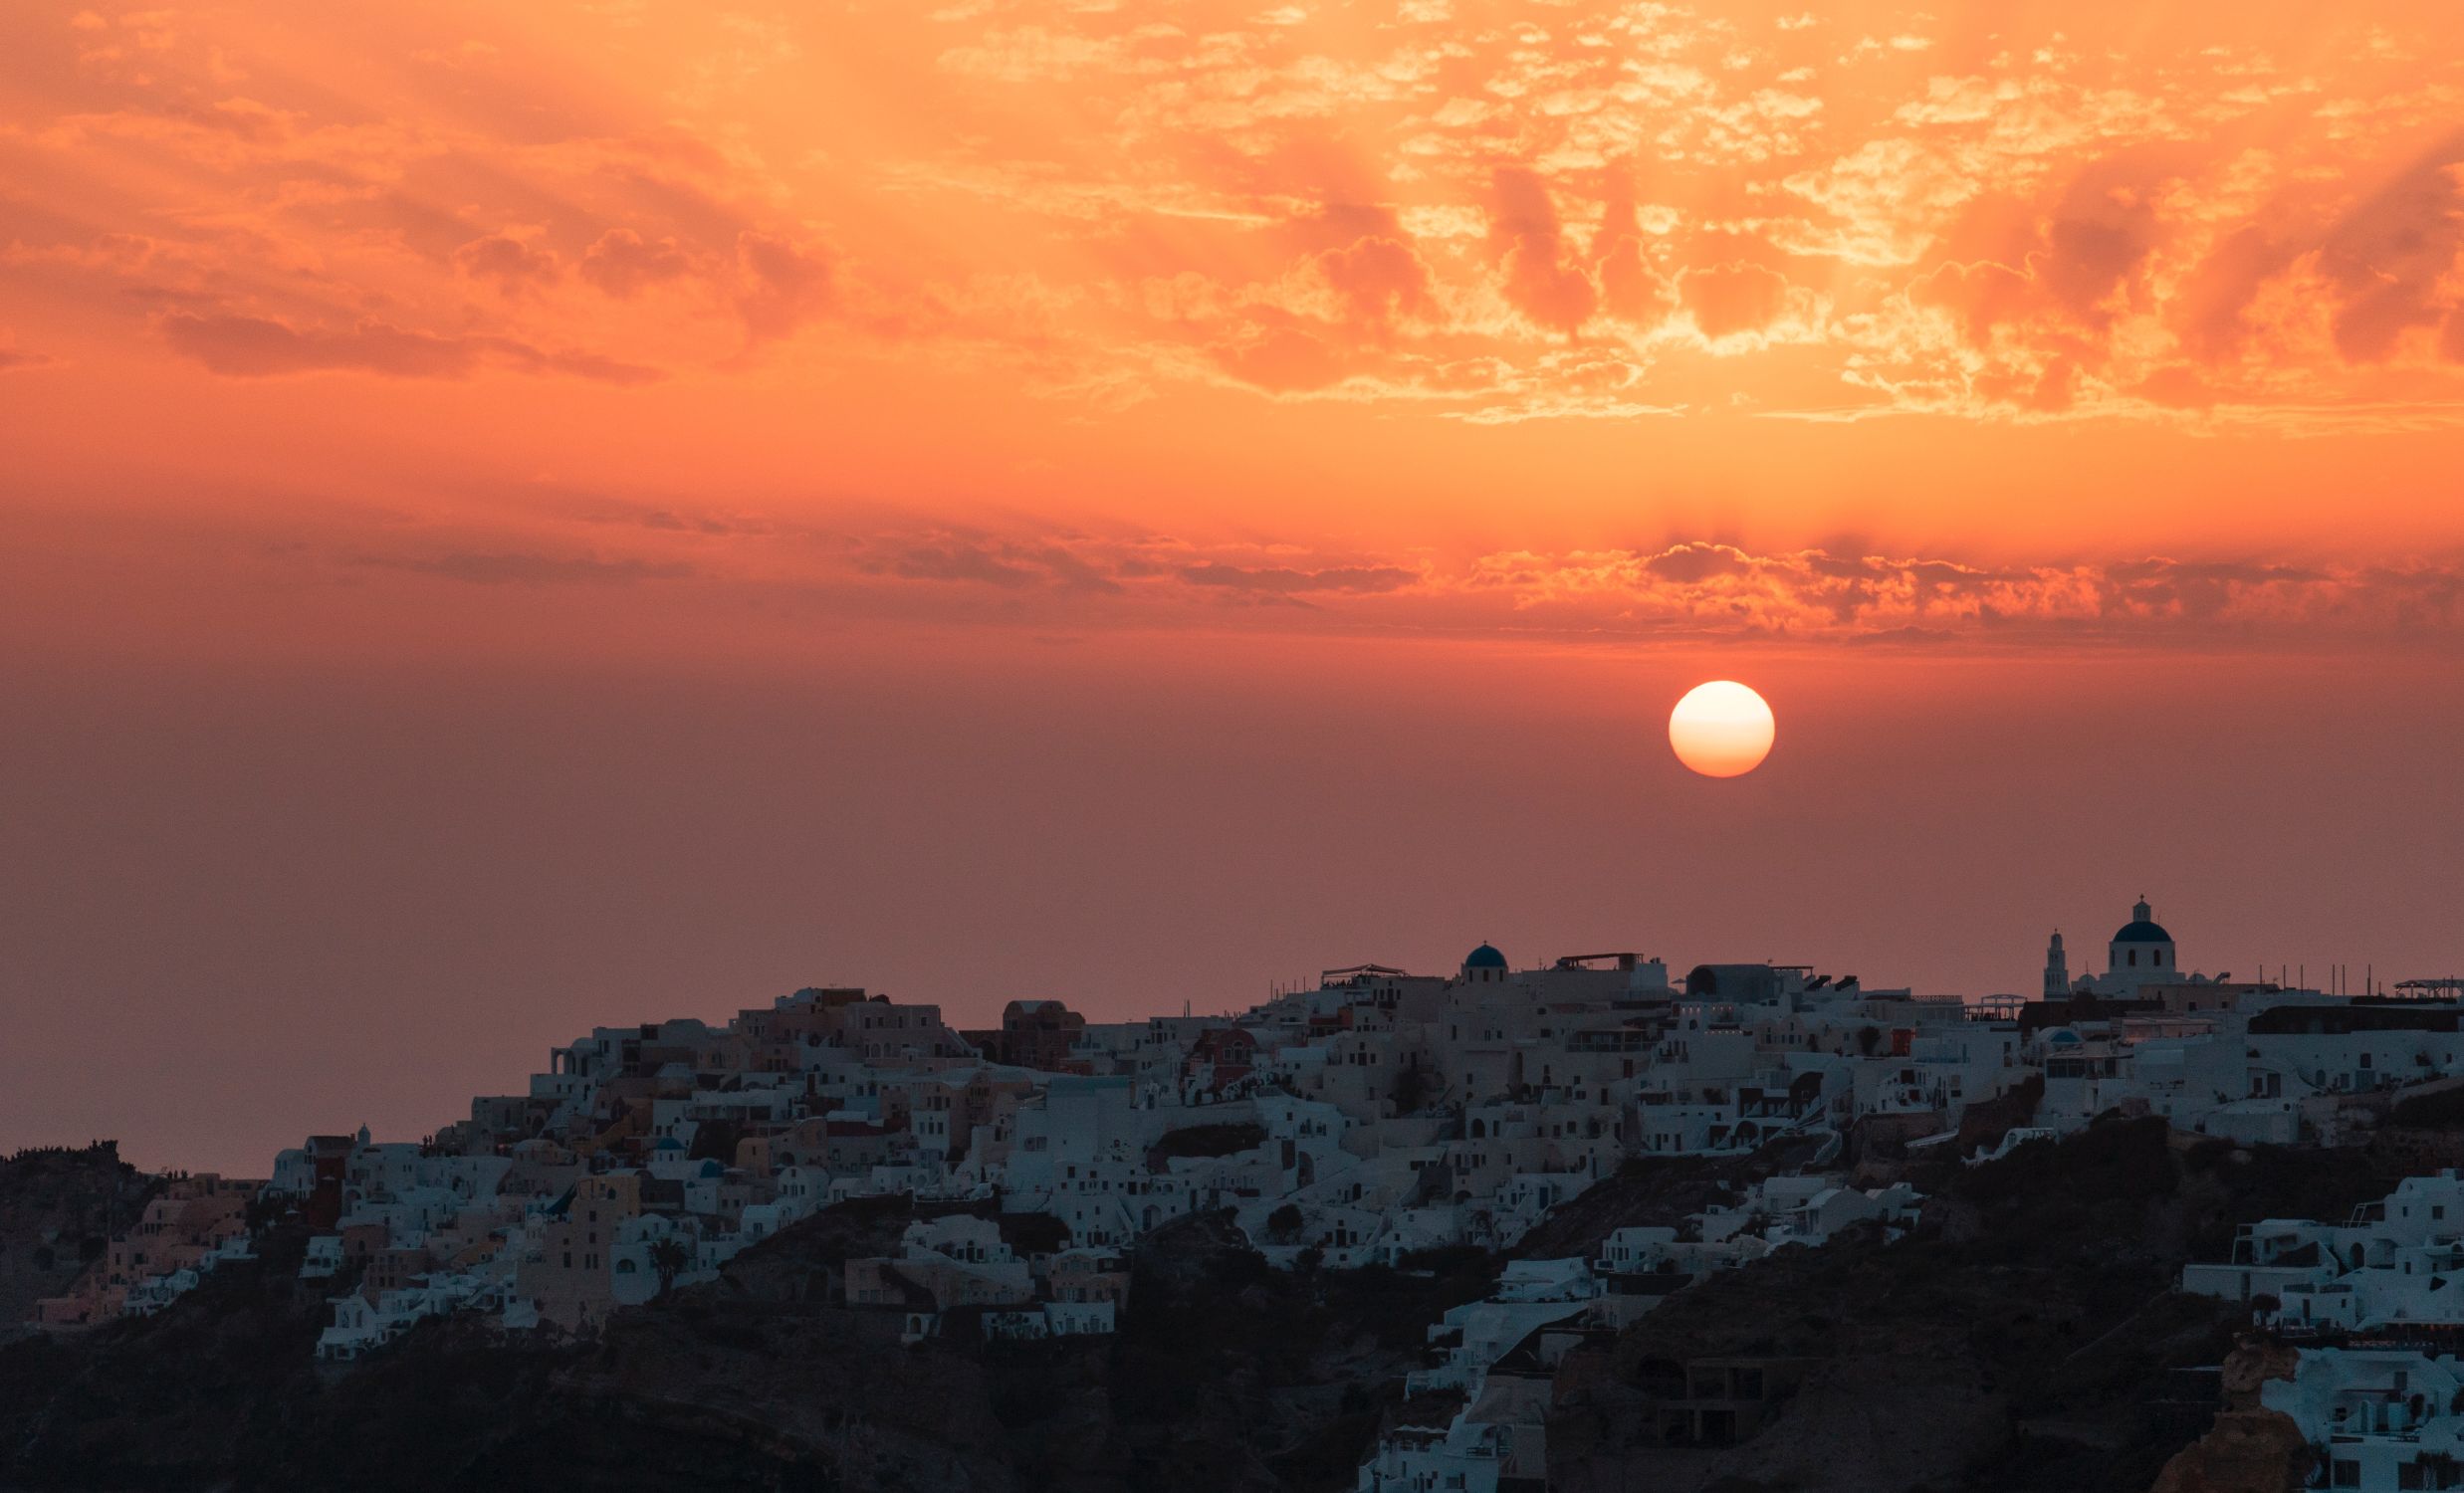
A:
5,0,2463,1173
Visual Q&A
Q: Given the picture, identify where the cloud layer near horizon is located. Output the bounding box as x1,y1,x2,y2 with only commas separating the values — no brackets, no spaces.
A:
23,493,2461,654
826,529,2464,647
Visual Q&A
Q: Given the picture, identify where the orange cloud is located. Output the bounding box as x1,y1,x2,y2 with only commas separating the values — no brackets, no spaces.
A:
453,233,561,296
579,228,694,298
3,0,2464,669
1489,167,1598,336
4,0,2461,426
266,491,2464,651
158,313,661,384
1682,262,1793,340
1314,234,1435,334
733,230,834,342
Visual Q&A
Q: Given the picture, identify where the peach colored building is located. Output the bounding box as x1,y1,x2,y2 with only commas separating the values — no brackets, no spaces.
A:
517,1173,643,1331
32,1173,258,1331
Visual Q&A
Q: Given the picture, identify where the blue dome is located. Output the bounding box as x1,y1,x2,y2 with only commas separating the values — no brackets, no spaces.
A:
1463,944,1507,970
2112,899,2172,945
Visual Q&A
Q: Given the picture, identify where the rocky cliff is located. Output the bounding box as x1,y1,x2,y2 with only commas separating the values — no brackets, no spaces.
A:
0,1125,2392,1492
0,1142,158,1339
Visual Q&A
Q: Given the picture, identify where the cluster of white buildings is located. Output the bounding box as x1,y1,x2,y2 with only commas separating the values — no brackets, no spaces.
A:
244,942,1987,1363
844,1211,1128,1345
29,896,2464,1489
1359,1178,1920,1493
2185,1172,2464,1491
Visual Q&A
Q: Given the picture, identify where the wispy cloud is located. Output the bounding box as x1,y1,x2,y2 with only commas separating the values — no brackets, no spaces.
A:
1178,561,1420,595
349,550,694,585
160,314,663,385
813,526,2464,649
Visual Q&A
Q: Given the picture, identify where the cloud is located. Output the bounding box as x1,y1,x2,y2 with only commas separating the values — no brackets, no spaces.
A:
163,314,481,378
813,524,2464,648
855,535,1123,592
1488,167,1597,336
1680,262,1792,341
2316,131,2464,362
1913,260,2035,343
1205,320,1356,394
350,551,694,584
1178,561,1420,594
2035,152,2170,327
1313,233,1433,332
1642,541,1751,584
735,230,834,341
158,313,662,384
452,233,561,294
865,539,1043,587
1592,174,1675,324
11,0,2464,427
1448,543,2464,645
579,228,694,298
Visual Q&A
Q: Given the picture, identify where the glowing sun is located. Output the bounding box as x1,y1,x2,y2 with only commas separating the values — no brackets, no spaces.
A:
1669,681,1776,778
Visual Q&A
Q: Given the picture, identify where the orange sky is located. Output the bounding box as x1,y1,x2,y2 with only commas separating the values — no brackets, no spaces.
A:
5,0,2464,1170
7,0,2464,626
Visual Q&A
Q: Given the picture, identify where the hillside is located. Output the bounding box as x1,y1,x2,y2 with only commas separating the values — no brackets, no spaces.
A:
0,1126,2395,1492
1547,1118,2385,1493
0,1165,1492,1493
0,1143,159,1340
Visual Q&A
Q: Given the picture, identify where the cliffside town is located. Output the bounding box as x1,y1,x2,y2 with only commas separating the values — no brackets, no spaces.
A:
9,900,2464,1492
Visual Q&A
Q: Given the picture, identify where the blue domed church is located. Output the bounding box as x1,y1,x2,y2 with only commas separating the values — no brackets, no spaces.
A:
2107,898,2175,990
2044,898,2180,997
1460,943,1508,984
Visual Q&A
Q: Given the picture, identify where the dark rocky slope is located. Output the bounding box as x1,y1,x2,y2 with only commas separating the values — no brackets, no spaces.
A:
0,1143,158,1341
0,1122,2407,1492
1549,1118,2384,1493
0,1186,1488,1492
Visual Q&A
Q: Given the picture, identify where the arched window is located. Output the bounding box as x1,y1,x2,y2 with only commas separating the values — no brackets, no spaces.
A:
2128,950,2137,966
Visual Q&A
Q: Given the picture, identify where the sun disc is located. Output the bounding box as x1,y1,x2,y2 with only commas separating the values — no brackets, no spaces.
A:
1669,680,1776,777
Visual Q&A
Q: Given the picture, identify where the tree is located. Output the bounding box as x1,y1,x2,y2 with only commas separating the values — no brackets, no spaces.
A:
1392,1061,1430,1116
1856,1025,1884,1056
1265,1203,1304,1244
647,1236,693,1298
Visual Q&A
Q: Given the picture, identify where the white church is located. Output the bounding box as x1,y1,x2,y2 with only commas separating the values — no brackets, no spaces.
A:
2043,898,2179,998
